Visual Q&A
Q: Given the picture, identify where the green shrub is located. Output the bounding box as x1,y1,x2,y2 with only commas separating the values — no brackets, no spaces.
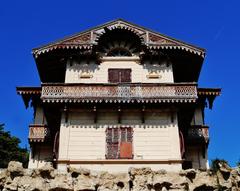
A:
211,158,228,173
0,124,29,168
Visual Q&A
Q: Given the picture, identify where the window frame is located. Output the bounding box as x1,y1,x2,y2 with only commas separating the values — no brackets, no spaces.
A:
108,69,132,83
105,127,133,159
107,47,132,57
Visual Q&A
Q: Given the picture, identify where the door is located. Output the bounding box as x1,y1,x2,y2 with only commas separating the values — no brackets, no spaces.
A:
108,69,132,83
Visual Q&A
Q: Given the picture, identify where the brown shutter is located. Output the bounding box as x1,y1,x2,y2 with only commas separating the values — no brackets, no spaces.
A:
112,128,119,143
107,143,119,159
106,128,119,159
106,128,113,143
120,142,133,159
120,69,131,83
120,127,133,159
108,69,120,83
106,127,133,159
108,69,131,83
120,127,132,142
120,127,126,142
126,128,133,142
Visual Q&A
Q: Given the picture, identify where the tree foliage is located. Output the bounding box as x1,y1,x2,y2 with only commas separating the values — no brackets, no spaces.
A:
237,160,240,167
211,158,228,173
0,124,29,168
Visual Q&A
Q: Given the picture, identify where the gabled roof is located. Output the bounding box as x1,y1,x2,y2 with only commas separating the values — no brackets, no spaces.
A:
32,19,205,58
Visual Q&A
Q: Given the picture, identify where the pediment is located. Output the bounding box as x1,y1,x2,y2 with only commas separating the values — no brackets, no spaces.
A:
33,19,205,58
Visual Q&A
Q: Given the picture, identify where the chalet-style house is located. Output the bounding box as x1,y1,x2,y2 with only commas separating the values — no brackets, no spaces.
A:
17,19,220,172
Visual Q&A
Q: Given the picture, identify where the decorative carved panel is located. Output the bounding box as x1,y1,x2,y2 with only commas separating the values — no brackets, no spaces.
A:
42,83,197,100
62,33,91,45
149,33,177,45
29,124,49,142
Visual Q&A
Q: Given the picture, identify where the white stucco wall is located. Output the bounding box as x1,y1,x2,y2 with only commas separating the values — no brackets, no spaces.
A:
58,163,182,173
65,57,174,83
59,125,105,160
57,109,182,172
28,144,52,169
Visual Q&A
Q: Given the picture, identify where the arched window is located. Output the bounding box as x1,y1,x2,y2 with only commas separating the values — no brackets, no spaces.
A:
107,47,132,57
97,29,141,57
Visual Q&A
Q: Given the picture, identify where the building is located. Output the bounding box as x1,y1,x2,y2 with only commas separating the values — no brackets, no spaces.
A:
17,19,221,172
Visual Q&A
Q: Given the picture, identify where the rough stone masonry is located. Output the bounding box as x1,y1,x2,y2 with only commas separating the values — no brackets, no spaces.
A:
0,161,240,191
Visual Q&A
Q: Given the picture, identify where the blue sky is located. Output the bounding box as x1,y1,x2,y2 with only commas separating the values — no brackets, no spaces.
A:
0,0,239,166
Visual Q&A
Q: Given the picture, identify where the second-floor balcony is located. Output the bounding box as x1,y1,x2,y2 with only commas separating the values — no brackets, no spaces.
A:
41,83,197,103
29,124,49,142
187,125,209,144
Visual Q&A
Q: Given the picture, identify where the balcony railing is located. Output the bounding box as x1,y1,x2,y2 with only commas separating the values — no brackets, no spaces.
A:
41,83,197,103
29,124,49,142
187,125,209,144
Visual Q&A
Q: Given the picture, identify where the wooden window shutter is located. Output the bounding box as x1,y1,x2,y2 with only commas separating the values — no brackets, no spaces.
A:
112,128,119,143
106,127,133,159
120,127,133,159
108,69,131,83
120,69,131,83
106,128,113,143
107,143,119,159
126,128,133,142
108,69,120,83
120,142,133,159
106,128,119,159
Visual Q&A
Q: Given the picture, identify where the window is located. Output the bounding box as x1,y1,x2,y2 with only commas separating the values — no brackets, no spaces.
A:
107,48,132,57
106,127,133,159
108,69,131,83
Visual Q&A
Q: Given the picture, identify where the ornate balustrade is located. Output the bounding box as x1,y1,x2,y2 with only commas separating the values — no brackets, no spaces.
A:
187,125,209,144
41,83,197,103
29,124,49,142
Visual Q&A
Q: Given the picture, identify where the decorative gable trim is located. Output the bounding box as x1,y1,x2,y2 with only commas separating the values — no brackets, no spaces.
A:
32,19,205,58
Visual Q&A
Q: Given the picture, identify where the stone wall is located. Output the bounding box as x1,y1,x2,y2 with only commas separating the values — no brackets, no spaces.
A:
1,161,240,191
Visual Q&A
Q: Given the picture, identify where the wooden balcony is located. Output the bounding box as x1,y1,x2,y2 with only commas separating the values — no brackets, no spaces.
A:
41,83,197,103
29,124,49,142
187,125,209,144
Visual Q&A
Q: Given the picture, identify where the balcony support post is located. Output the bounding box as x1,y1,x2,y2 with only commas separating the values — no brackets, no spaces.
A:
141,105,145,124
118,105,122,124
93,105,97,123
64,105,68,123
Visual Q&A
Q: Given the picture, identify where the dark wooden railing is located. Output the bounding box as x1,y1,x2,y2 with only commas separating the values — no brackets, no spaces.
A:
41,83,197,103
187,125,209,144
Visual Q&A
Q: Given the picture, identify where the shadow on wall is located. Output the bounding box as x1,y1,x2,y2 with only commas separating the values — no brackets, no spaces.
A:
67,60,100,73
143,60,172,74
